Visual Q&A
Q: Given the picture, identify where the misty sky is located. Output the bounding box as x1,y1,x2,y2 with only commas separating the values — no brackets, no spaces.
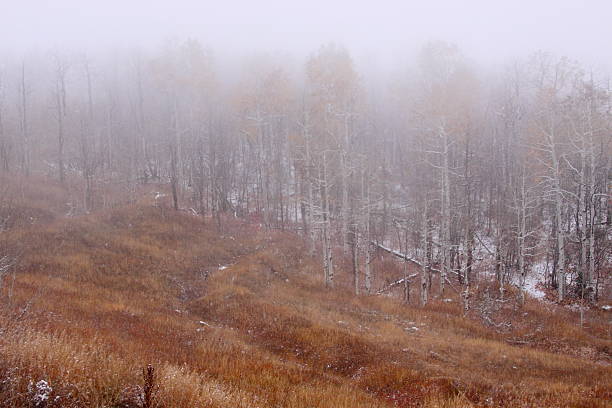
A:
2,0,611,70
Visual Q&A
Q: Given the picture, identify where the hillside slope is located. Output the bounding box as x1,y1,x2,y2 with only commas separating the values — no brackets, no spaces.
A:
0,177,610,408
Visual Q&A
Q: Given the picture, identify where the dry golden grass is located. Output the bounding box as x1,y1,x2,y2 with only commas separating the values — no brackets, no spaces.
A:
0,176,610,407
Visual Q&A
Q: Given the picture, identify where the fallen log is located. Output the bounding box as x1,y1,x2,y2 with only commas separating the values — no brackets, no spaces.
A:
371,241,441,274
377,274,419,295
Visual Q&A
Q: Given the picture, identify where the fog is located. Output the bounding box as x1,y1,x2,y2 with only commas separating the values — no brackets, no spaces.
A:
2,0,612,71
0,5,610,405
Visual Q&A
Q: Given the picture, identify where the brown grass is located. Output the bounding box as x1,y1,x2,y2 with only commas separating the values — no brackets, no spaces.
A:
0,176,610,407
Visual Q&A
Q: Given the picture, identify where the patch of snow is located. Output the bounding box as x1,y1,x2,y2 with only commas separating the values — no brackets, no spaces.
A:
522,275,546,300
566,304,586,312
515,260,547,300
31,380,52,407
525,261,547,299
601,305,611,311
218,265,229,271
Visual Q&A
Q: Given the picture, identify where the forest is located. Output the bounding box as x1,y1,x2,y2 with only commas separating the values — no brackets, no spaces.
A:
0,40,609,305
0,3,610,403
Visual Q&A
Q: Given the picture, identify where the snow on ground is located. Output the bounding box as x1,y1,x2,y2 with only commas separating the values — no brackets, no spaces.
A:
30,380,52,406
523,273,546,300
512,260,547,300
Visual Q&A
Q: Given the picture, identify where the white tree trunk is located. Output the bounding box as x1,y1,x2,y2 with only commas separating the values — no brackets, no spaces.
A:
363,170,372,294
587,129,596,300
517,167,527,305
322,151,333,287
440,125,451,295
420,200,429,306
550,134,565,302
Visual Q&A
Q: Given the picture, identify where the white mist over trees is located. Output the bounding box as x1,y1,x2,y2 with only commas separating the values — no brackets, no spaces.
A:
0,39,609,304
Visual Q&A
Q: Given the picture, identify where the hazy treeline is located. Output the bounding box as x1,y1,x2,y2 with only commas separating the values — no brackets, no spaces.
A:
0,40,609,304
